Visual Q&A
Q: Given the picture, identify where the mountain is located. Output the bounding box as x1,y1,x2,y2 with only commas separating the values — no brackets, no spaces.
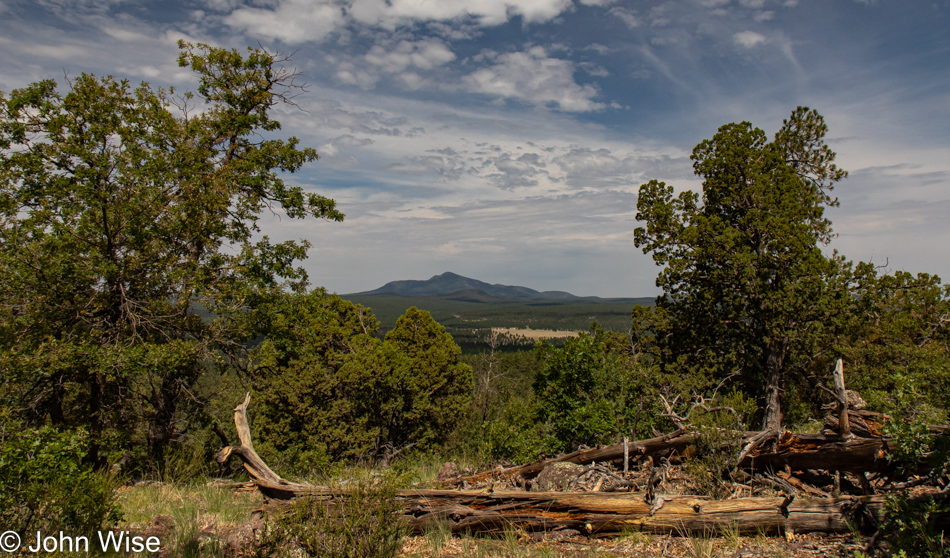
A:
346,272,581,300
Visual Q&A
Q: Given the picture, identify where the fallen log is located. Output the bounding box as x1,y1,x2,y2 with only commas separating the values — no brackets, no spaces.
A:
216,395,896,535
215,393,311,498
254,485,886,535
445,429,894,489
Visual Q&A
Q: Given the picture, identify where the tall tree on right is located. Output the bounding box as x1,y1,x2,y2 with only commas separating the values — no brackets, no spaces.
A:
634,107,848,431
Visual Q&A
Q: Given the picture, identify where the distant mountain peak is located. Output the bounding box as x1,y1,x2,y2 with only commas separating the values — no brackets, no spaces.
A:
347,272,575,300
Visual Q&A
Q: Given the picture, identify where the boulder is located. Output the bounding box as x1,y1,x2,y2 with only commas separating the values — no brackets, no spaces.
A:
532,462,585,492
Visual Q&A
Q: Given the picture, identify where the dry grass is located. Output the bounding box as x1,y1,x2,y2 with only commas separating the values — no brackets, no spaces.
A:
492,327,580,340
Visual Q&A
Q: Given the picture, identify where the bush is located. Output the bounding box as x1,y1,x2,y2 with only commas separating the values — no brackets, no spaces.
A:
878,493,950,558
250,476,407,558
0,416,122,537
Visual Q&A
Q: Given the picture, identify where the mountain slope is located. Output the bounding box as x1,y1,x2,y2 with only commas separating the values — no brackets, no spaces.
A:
347,272,577,300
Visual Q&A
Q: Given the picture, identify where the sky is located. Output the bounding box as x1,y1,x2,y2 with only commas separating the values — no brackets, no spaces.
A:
1,0,948,297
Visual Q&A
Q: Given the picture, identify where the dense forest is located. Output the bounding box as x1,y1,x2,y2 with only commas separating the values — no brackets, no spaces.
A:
1,42,948,557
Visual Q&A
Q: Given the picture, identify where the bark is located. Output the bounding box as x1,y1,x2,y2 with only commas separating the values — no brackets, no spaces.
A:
147,373,181,464
85,370,104,469
762,341,786,431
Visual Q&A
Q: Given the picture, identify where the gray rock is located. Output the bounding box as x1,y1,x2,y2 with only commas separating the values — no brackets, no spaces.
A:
532,462,585,492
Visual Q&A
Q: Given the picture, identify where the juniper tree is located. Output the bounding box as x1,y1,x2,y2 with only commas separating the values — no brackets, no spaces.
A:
0,42,341,466
634,107,847,430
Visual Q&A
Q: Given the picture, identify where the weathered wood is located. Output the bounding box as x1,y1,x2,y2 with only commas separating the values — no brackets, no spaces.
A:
446,429,894,490
446,429,696,487
742,433,892,473
833,359,853,441
214,393,311,498
279,487,886,535
214,396,905,536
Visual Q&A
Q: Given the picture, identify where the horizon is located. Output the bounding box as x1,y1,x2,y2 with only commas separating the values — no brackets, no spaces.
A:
2,1,947,298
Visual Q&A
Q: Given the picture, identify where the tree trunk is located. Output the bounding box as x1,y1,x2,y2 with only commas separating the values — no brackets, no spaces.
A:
147,372,182,464
85,370,104,469
762,341,786,431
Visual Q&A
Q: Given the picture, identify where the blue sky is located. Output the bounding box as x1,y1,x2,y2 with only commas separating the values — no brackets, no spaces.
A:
1,0,948,297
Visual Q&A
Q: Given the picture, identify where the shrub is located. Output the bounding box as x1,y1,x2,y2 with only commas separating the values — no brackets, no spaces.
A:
0,416,122,537
250,477,407,558
878,494,950,558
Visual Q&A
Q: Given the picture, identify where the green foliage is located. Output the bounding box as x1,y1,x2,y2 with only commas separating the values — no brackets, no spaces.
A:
452,349,555,464
829,263,950,421
879,494,950,558
634,107,848,430
251,477,407,558
0,42,339,468
384,307,475,450
533,329,654,452
250,297,473,468
0,414,121,537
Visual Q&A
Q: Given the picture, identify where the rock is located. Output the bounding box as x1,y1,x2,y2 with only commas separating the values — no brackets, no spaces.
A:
143,514,175,539
532,462,585,492
436,461,460,482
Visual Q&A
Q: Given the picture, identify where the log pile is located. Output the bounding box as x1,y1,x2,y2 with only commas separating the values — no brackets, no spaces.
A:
215,360,946,537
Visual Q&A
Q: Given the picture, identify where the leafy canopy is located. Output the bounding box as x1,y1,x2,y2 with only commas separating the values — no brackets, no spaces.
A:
634,107,847,429
0,42,339,467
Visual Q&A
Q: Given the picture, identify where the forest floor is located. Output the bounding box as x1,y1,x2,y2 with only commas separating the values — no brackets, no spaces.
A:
399,531,864,557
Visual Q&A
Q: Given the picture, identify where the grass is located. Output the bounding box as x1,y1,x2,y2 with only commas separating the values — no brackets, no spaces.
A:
115,481,261,557
117,481,260,527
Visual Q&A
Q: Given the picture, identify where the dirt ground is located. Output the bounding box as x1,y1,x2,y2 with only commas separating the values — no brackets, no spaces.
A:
398,531,866,557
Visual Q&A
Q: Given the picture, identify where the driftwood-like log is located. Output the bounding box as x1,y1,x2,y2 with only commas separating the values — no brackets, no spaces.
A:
395,490,887,536
215,393,311,499
215,396,903,535
254,486,886,535
833,360,853,441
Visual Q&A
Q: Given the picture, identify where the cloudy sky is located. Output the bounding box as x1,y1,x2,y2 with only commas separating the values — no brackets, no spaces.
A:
1,0,947,297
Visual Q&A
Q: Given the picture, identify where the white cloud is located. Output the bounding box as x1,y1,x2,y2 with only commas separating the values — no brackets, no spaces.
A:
461,46,607,112
349,0,573,28
334,61,379,89
733,30,768,48
224,0,344,44
609,6,640,28
365,39,456,73
101,26,151,42
333,38,456,91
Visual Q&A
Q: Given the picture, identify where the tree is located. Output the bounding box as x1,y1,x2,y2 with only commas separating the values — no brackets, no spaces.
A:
250,301,473,466
634,107,847,430
383,307,474,455
0,42,341,467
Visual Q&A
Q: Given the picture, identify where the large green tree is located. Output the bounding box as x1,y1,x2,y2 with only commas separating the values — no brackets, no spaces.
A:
250,300,473,466
0,42,341,466
634,107,847,430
